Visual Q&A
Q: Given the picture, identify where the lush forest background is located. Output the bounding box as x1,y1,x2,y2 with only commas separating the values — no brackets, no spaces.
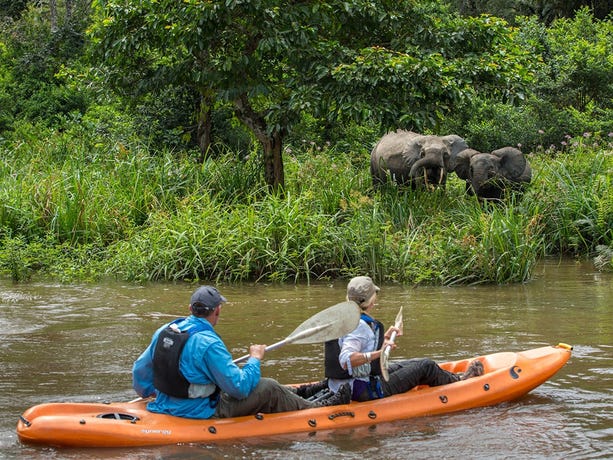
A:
0,0,612,284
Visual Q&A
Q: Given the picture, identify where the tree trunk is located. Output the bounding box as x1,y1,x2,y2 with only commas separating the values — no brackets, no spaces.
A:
234,94,285,193
196,91,213,163
260,131,284,193
50,0,58,32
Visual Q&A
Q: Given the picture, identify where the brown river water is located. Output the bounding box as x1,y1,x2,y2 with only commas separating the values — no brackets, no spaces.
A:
1,258,611,459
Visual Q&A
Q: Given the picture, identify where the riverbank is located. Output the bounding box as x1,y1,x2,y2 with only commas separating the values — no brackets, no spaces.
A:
1,128,611,284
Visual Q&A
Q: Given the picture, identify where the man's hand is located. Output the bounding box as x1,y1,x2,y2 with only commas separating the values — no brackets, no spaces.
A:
249,344,266,360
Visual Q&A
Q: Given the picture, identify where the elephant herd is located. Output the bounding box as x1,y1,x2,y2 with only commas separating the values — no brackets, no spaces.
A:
370,130,532,201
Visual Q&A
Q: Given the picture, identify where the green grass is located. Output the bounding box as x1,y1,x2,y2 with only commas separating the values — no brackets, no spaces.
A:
1,125,612,283
527,148,613,255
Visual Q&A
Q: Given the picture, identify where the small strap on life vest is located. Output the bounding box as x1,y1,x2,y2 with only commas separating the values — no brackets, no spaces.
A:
366,375,385,399
360,314,385,377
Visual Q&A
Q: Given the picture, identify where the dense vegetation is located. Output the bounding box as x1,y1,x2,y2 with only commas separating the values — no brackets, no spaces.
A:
0,1,611,284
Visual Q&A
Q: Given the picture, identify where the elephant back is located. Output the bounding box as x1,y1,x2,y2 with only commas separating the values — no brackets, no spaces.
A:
370,130,421,184
371,130,420,156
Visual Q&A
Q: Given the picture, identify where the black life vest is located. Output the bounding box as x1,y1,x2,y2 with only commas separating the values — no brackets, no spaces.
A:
324,314,384,379
152,319,209,398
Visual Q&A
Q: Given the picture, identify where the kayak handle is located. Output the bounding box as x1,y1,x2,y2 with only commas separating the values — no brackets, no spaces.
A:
19,415,32,427
328,411,355,420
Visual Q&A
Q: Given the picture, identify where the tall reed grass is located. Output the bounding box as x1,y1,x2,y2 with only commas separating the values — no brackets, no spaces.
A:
1,126,611,283
527,147,613,255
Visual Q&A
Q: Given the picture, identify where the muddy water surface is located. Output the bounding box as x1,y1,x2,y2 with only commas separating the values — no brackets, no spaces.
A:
1,258,611,459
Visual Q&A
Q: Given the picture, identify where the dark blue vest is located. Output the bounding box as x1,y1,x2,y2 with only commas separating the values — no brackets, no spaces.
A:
324,314,384,379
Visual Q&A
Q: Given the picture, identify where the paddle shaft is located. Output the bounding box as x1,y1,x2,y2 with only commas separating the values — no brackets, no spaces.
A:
384,307,403,356
382,329,398,360
233,323,331,363
380,307,403,381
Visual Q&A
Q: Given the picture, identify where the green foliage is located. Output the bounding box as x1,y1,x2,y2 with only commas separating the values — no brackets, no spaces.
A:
284,114,380,161
316,7,535,130
0,233,106,282
0,43,14,132
87,0,535,189
77,102,140,147
527,141,613,255
0,124,199,243
442,94,613,153
0,1,93,130
285,148,369,215
443,99,537,151
0,0,29,19
441,9,612,152
526,9,613,112
1,1,612,285
1,125,611,284
0,235,38,281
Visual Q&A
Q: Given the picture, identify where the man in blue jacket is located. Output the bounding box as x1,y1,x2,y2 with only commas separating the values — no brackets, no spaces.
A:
133,285,350,419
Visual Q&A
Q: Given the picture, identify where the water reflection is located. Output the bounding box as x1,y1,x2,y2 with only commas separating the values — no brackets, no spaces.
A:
1,258,611,458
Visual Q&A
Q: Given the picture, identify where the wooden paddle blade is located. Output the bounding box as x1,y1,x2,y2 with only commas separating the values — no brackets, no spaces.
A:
394,306,403,330
286,301,360,344
380,306,404,381
380,350,390,381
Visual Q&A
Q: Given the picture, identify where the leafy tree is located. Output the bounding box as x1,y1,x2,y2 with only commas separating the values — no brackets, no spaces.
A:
0,0,92,128
453,0,613,23
519,8,613,112
544,9,613,111
0,0,29,19
441,8,613,151
90,0,534,192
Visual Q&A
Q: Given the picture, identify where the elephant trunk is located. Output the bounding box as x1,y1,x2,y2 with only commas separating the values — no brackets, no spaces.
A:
409,157,446,188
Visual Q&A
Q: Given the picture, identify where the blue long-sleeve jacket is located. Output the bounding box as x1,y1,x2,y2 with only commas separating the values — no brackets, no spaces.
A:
132,315,261,419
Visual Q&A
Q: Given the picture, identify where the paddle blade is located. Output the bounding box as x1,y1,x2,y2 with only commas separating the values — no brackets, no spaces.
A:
285,301,360,345
394,306,404,330
380,351,390,381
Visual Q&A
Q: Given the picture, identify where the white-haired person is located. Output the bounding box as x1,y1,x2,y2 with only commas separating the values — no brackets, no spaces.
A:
298,277,484,401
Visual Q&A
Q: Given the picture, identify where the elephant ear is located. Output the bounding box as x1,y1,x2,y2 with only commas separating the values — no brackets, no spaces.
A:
444,135,469,170
491,147,527,180
443,135,469,156
452,148,480,180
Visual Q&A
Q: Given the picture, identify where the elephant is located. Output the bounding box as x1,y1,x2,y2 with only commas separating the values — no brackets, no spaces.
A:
370,130,469,190
452,147,532,201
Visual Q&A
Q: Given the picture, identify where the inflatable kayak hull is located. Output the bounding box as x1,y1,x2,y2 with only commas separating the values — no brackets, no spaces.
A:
17,344,572,448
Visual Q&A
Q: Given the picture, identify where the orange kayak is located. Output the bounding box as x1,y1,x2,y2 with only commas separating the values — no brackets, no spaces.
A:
17,343,572,448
